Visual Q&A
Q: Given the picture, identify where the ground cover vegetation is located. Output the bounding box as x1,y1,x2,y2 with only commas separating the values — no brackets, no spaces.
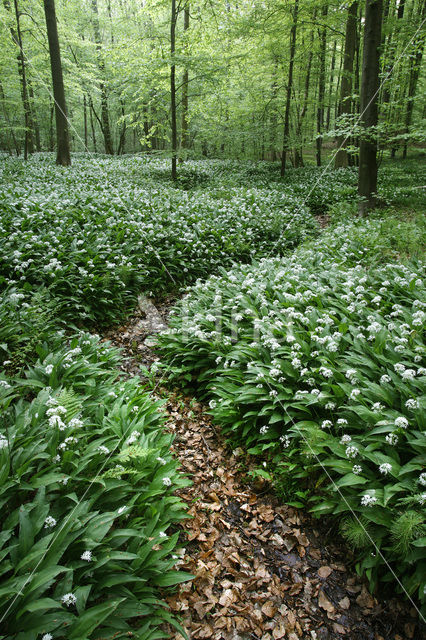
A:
0,0,425,636
157,214,426,613
0,150,425,636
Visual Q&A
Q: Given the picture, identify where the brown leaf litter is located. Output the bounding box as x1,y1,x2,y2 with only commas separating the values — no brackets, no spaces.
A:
102,297,425,640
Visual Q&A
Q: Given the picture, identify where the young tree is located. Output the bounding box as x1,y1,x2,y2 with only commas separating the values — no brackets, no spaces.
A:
281,0,299,176
335,1,358,168
170,0,177,179
358,0,383,215
180,3,190,157
316,2,329,167
91,0,114,155
43,0,71,165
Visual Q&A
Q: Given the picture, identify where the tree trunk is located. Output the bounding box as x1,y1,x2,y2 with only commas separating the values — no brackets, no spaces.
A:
358,0,383,216
28,79,41,152
0,81,20,155
89,96,97,152
316,2,328,167
326,39,337,131
7,0,34,159
91,0,113,154
43,0,71,165
280,0,298,177
180,4,190,158
83,94,88,151
170,0,177,180
117,99,126,154
402,0,425,158
335,1,358,168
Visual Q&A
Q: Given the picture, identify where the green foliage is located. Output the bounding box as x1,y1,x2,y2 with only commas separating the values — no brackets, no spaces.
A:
0,332,191,639
158,218,426,611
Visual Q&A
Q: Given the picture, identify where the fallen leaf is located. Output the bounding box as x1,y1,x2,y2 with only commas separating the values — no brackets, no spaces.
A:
338,596,350,610
318,590,335,614
261,601,277,618
318,566,333,579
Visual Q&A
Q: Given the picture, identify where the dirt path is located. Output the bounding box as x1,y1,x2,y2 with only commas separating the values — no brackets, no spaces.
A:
103,297,422,640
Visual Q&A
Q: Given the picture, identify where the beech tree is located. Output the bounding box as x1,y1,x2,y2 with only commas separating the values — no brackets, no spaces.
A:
358,0,383,216
43,0,71,166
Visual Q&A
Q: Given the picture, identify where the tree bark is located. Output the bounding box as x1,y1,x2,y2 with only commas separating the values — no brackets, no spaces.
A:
316,2,329,167
335,1,358,168
326,39,337,131
89,96,97,152
358,0,383,216
170,0,177,180
7,0,34,158
83,94,88,151
180,4,190,158
91,0,114,154
280,0,298,177
43,0,71,165
402,0,426,158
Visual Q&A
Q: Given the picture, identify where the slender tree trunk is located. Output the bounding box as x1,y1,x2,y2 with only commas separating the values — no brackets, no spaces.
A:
316,2,328,167
0,81,20,155
402,0,425,158
91,0,113,154
8,0,34,159
294,17,315,167
117,99,126,154
358,0,383,216
326,39,337,131
281,0,299,177
180,4,190,158
335,1,358,168
170,0,177,180
83,94,88,151
89,96,97,152
28,79,41,151
269,58,279,160
43,0,71,165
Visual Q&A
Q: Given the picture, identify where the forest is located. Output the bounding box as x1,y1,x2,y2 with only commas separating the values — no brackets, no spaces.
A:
0,0,425,639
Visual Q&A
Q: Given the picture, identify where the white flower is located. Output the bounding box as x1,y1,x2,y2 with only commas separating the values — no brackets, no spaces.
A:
208,399,217,409
361,493,377,507
321,420,332,429
340,434,351,444
394,416,408,429
325,402,336,410
0,435,8,449
419,473,426,487
385,433,398,445
260,425,269,434
68,417,83,428
42,635,53,640
279,434,291,447
44,516,56,528
345,369,357,380
97,445,110,454
156,456,167,465
159,531,167,538
402,369,416,380
418,493,426,506
353,465,362,475
405,399,419,410
371,402,384,412
379,463,392,475
45,364,54,375
81,550,92,561
117,506,127,514
269,390,278,397
380,374,391,384
61,592,77,607
346,445,358,458
162,477,172,486
350,389,360,400
394,363,405,374
337,418,348,426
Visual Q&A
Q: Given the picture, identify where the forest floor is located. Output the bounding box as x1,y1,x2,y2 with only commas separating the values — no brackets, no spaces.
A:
102,297,423,640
